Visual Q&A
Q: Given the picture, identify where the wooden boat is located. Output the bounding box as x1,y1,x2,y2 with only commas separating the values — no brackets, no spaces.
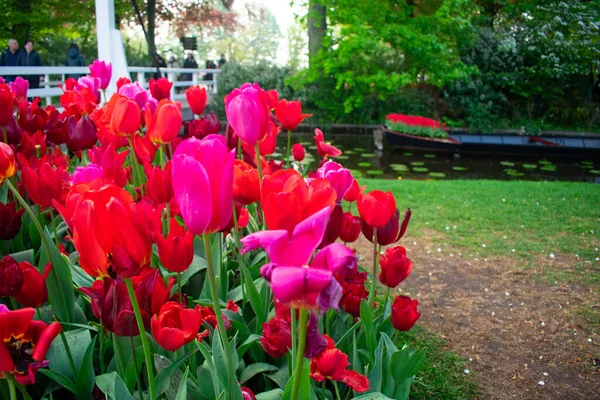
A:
382,126,600,158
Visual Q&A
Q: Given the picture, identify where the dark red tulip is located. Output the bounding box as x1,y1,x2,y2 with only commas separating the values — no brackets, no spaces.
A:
391,295,420,331
0,255,24,297
0,88,14,127
320,204,344,247
379,246,413,288
362,208,411,246
339,212,361,243
184,111,221,139
14,262,51,308
153,218,194,273
260,316,292,358
0,202,25,240
66,115,98,151
133,268,175,317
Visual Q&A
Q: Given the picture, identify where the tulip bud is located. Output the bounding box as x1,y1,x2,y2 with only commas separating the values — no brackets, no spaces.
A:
339,212,361,243
149,78,172,101
0,255,24,296
89,60,112,90
275,99,312,131
0,202,25,240
0,142,16,183
357,190,396,228
362,208,411,246
292,143,305,162
391,295,420,331
147,100,182,144
379,246,413,288
110,97,141,136
225,83,270,145
66,115,98,150
0,90,14,127
186,85,208,115
14,261,51,307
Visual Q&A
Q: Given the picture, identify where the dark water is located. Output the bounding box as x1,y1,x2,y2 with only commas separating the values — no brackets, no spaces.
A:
277,134,600,183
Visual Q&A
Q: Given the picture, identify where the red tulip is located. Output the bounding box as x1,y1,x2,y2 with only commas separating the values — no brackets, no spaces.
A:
339,212,361,243
336,268,369,317
0,306,62,385
149,77,172,101
133,268,175,317
233,160,261,205
391,295,420,331
14,262,51,308
314,128,342,158
185,85,208,115
145,161,174,205
320,204,344,247
0,255,24,297
154,218,194,273
0,142,16,184
357,190,396,228
147,100,182,144
152,302,202,351
116,77,131,90
184,111,220,139
196,304,231,331
362,208,411,246
379,246,413,288
260,316,291,358
18,99,48,134
265,89,279,110
19,130,47,160
110,96,141,136
309,336,370,392
21,163,66,208
275,99,312,131
3,116,21,145
0,88,14,126
132,133,158,165
0,201,25,240
66,115,98,151
241,120,281,158
87,144,130,188
261,169,336,235
242,387,256,400
292,143,305,162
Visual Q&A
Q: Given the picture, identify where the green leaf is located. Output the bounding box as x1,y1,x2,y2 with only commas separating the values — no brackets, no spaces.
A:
281,358,310,400
40,227,75,322
95,372,135,400
9,249,34,264
39,369,78,395
239,363,279,384
241,264,265,325
237,334,260,360
360,300,376,354
256,389,284,400
367,336,385,393
267,367,289,389
175,366,190,400
211,329,230,392
191,367,218,400
75,337,97,400
351,393,395,400
67,254,95,288
155,351,194,397
46,328,92,381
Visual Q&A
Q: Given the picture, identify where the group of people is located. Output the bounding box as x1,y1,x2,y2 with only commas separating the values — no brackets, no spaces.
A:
0,38,43,86
159,53,227,82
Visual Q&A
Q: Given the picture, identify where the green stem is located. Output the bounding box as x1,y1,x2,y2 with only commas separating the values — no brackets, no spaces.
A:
333,381,342,400
6,374,17,400
5,179,71,322
254,143,265,227
2,126,7,144
177,272,182,305
99,328,106,374
113,333,127,379
231,202,245,300
290,309,309,400
369,228,378,308
285,129,292,167
158,145,165,168
130,336,145,400
202,234,237,397
128,137,144,197
290,308,296,368
124,278,156,400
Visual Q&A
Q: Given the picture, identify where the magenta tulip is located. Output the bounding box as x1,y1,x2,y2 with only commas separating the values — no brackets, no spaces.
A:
172,135,235,235
241,207,355,311
72,164,104,185
316,161,354,203
225,83,270,145
89,60,112,90
9,77,29,98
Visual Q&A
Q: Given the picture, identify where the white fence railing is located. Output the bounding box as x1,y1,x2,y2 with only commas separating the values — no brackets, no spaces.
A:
0,66,220,106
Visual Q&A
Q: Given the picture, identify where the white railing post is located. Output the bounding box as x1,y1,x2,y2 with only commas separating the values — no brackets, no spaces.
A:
192,72,198,86
168,71,176,99
213,72,218,94
137,71,146,89
44,74,51,105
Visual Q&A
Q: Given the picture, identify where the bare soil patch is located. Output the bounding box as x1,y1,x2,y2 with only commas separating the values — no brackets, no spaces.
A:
352,231,600,400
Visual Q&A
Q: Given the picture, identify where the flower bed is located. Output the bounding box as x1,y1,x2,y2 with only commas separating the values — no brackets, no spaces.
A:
385,113,448,138
0,62,423,400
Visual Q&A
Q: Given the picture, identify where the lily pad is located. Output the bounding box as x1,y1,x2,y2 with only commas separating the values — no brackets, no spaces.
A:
300,142,311,146
580,161,594,166
412,167,428,173
357,162,372,168
410,161,424,166
350,169,364,178
590,170,600,175
540,165,557,172
335,155,349,160
390,164,409,171
452,166,467,171
500,161,515,167
522,164,537,169
424,154,436,158
538,160,552,165
308,145,318,150
354,147,366,152
344,150,354,155
403,152,413,156
506,171,524,177
428,172,446,178
360,153,376,158
582,165,593,170
366,170,384,175
504,169,517,173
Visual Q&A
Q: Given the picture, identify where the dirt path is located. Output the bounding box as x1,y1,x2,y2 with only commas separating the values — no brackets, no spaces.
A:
353,233,600,400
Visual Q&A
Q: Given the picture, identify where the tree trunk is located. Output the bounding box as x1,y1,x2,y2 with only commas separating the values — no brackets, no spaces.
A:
147,0,157,61
308,0,326,65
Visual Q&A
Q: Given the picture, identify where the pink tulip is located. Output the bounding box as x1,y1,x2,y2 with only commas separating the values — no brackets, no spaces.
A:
9,77,29,98
316,161,354,203
225,83,270,145
89,60,112,90
77,76,101,102
241,207,355,311
172,135,235,235
118,82,156,111
72,164,104,185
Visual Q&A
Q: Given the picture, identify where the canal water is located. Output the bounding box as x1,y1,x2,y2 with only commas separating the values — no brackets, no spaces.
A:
277,134,600,183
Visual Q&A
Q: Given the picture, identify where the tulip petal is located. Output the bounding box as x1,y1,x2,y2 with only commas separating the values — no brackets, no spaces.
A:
270,267,332,305
240,230,289,264
158,327,186,351
172,154,212,235
287,206,331,265
311,243,357,276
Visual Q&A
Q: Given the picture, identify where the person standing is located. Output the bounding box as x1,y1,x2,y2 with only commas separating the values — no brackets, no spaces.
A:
0,39,21,82
16,40,43,89
218,53,226,68
183,53,198,81
65,43,86,79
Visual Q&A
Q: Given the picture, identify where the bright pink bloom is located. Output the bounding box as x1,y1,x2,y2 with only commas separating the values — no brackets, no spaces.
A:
314,128,341,158
172,135,235,235
89,60,112,90
225,83,270,145
241,207,354,311
72,164,104,185
316,161,354,203
9,77,29,98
